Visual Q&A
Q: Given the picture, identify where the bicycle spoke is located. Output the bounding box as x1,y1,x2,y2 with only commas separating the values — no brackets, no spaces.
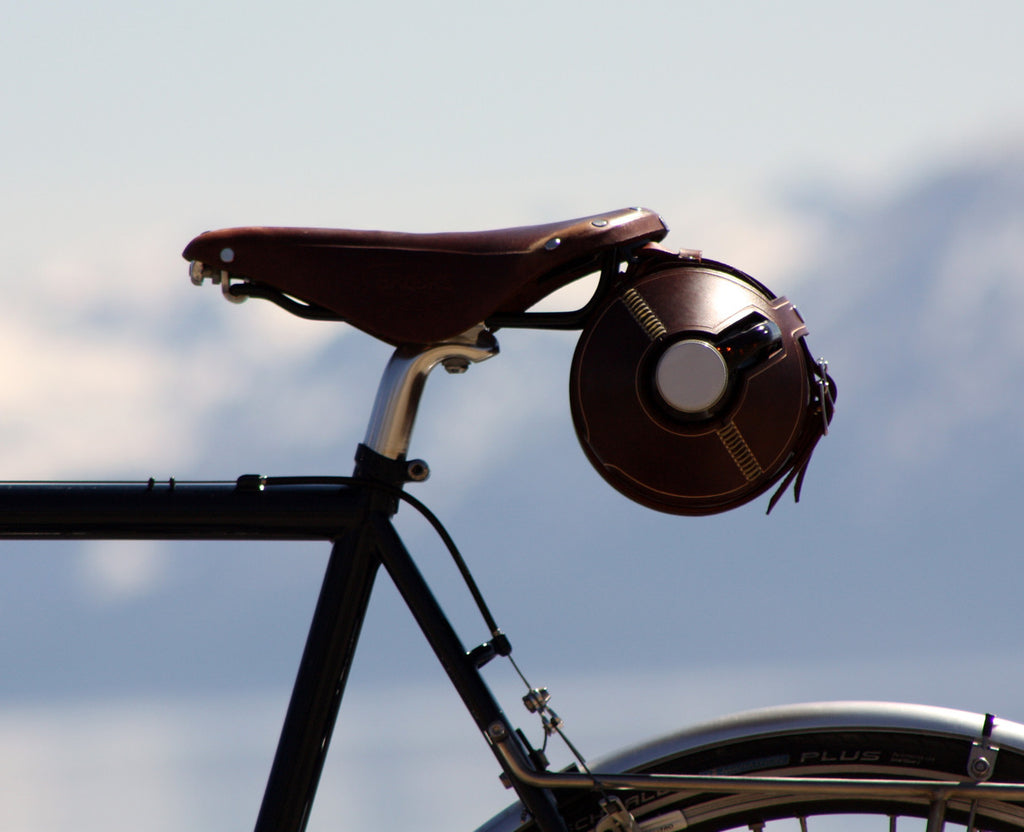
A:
925,800,947,832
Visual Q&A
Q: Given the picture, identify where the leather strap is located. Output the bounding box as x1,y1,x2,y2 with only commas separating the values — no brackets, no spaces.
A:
766,344,837,513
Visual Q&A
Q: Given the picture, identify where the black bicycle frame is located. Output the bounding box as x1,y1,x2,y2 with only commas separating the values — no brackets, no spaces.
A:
0,478,361,539
0,458,567,832
0,325,570,832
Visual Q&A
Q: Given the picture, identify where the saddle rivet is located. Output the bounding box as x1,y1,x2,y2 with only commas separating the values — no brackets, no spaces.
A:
220,247,235,263
591,218,609,227
544,237,561,251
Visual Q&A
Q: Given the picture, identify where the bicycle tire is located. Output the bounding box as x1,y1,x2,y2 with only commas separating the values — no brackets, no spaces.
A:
477,702,1024,832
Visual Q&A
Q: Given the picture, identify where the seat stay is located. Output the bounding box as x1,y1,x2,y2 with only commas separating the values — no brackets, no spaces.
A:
370,513,570,832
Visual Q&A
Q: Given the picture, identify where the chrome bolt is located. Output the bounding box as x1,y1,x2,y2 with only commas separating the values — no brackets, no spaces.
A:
487,721,508,742
442,357,470,374
971,756,992,777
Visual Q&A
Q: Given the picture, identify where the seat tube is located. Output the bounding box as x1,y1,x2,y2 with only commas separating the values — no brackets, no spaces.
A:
253,522,381,832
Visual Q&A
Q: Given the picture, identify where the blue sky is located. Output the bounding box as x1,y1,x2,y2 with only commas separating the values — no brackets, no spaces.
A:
3,2,1024,832
6,1,1022,240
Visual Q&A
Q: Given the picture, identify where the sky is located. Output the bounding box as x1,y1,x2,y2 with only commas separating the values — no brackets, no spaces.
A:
3,2,1024,832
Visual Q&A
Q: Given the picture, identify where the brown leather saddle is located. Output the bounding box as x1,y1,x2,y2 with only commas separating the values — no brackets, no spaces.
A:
183,207,667,345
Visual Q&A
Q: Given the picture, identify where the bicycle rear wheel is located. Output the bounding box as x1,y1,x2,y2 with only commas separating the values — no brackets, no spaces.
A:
478,702,1024,832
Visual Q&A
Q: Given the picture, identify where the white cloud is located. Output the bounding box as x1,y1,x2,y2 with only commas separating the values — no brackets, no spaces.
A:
0,230,352,479
78,540,169,604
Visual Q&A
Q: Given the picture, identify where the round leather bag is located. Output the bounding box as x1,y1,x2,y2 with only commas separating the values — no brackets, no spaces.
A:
570,252,829,515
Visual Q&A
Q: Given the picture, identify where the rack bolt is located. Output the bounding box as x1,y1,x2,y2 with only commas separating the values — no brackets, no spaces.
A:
406,460,430,482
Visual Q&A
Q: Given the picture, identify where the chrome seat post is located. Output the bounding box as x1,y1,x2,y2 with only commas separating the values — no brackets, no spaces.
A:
362,326,499,461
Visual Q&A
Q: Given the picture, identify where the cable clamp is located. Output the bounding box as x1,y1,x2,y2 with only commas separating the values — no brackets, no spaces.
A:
968,713,1000,781
596,798,640,832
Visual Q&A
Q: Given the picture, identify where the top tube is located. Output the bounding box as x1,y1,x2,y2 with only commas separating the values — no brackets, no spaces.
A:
0,479,364,540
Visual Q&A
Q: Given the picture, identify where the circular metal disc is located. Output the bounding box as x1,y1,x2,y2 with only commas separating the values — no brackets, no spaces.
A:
654,339,729,413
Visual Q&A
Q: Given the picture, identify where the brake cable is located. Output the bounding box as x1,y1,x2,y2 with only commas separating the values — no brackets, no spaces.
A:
261,474,599,779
